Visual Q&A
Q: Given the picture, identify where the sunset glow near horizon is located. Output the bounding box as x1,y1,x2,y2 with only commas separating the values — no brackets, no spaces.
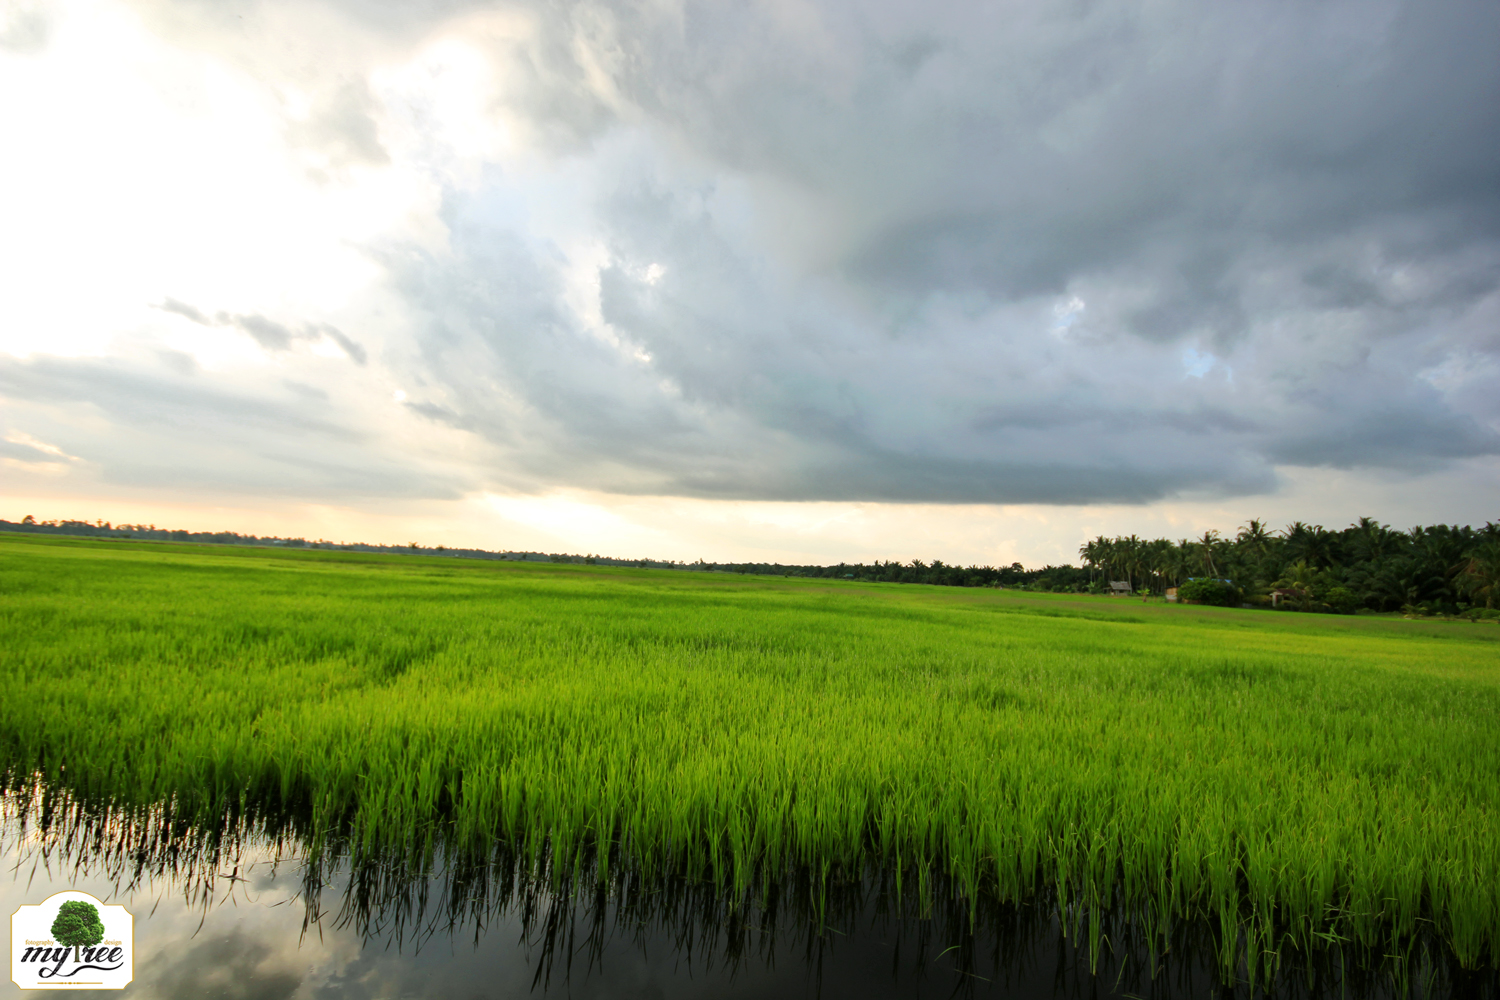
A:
3,0,1497,566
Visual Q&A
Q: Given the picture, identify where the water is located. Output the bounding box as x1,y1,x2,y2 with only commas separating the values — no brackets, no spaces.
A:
3,792,1494,999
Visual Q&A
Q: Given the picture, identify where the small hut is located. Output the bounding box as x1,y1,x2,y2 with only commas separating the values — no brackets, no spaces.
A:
1270,588,1304,609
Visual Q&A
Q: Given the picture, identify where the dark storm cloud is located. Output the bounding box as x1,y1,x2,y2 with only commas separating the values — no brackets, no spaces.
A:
1270,400,1499,471
383,195,1289,502
420,0,1499,502
110,0,1500,504
571,0,1500,305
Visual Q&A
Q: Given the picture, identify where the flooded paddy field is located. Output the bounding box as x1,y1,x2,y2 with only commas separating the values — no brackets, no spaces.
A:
6,790,1493,999
2,534,1497,996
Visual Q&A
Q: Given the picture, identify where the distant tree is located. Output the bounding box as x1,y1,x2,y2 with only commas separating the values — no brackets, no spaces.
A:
1110,535,1136,590
1347,516,1399,563
1177,578,1237,607
1146,538,1175,593
1195,530,1223,577
1273,561,1321,612
1162,540,1192,589
1460,537,1500,610
1323,586,1362,614
1236,518,1271,553
1403,525,1470,611
1283,523,1338,569
1079,537,1102,582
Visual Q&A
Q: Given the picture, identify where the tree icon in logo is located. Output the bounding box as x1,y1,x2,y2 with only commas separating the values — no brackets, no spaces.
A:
51,899,105,951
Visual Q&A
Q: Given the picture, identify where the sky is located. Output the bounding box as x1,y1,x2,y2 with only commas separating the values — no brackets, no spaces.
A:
2,0,1497,567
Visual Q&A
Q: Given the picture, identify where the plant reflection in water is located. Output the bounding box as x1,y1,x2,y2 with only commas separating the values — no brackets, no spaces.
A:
2,783,1493,999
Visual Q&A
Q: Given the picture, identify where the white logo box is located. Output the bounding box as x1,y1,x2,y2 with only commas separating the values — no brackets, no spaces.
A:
11,891,133,991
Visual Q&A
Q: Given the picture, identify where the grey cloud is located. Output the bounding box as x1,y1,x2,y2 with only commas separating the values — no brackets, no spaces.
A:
155,349,199,376
0,355,464,500
288,78,390,169
0,354,360,440
0,2,51,54
1300,263,1390,312
404,399,472,430
381,195,1291,503
0,438,64,463
710,454,1274,507
315,323,369,365
157,299,369,364
293,0,493,33
1269,398,1500,472
603,1,1495,319
283,379,329,400
228,312,297,351
121,0,1500,505
969,404,1264,438
157,297,212,325
141,926,301,1000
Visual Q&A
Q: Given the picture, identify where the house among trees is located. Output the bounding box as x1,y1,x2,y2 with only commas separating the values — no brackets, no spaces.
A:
1108,581,1132,595
1270,588,1304,609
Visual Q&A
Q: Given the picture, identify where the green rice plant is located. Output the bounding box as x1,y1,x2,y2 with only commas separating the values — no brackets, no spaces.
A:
1,532,1497,980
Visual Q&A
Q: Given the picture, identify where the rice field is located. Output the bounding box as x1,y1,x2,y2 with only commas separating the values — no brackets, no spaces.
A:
2,532,1497,986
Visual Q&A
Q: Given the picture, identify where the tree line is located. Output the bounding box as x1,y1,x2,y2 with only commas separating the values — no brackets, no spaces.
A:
4,514,1496,615
0,517,679,568
1078,519,1500,615
681,518,1500,615
685,557,1091,591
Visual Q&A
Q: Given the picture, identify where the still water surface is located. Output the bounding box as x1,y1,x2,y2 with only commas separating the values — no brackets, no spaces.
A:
2,796,1492,1000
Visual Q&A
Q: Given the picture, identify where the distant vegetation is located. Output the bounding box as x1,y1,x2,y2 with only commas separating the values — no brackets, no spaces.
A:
690,519,1500,617
4,513,1497,616
1,534,1496,988
1079,518,1500,617
0,516,682,568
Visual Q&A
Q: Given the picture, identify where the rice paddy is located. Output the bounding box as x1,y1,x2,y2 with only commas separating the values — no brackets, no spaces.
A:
2,532,1497,989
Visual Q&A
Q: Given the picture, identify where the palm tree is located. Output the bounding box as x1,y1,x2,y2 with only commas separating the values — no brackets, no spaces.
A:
1233,519,1282,587
1459,539,1500,609
1283,522,1337,569
1084,537,1112,587
1146,538,1174,594
1196,530,1222,577
1349,517,1406,567
1236,519,1272,558
1124,535,1147,591
1168,540,1192,589
1273,560,1320,612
